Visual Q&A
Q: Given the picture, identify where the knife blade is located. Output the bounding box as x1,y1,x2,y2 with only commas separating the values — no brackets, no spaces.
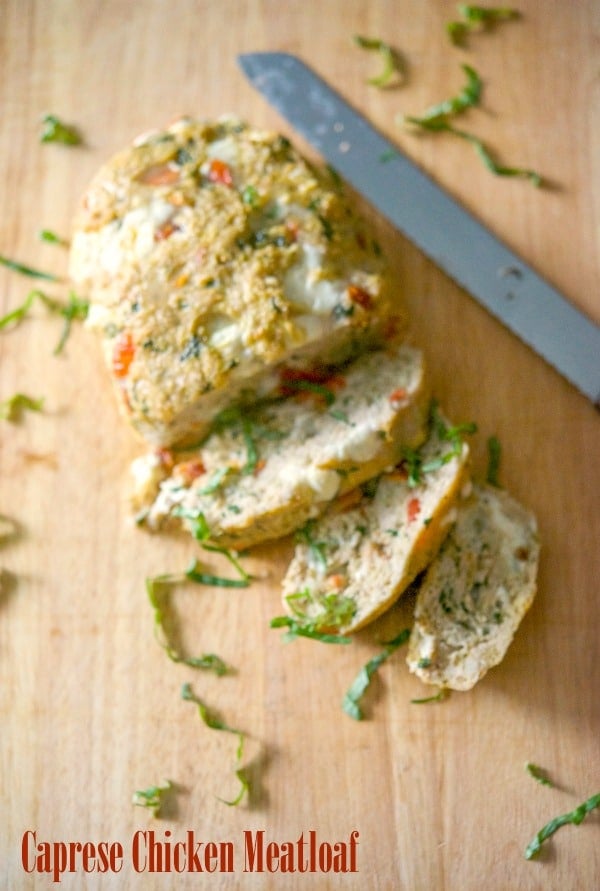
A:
238,52,600,407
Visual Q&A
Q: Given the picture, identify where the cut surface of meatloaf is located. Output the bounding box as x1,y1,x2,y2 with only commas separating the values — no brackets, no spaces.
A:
406,484,540,691
279,409,471,635
70,117,401,446
131,345,429,550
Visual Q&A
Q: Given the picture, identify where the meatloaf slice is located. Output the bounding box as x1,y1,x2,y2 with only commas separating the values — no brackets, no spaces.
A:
280,408,471,634
407,484,540,691
131,344,429,550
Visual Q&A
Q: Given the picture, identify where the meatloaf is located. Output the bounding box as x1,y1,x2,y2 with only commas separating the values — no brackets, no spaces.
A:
70,117,400,446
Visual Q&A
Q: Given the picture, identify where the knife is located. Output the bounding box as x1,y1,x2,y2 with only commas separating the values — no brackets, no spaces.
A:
238,52,600,407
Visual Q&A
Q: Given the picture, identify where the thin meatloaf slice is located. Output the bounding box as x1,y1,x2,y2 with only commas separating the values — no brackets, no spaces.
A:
69,117,401,447
131,345,429,550
406,484,540,691
279,411,471,635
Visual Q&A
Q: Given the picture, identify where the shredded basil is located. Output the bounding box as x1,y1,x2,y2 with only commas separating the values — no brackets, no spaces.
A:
447,5,520,46
294,520,329,570
132,781,173,817
39,229,68,246
282,379,336,405
53,292,89,354
399,402,476,487
329,408,354,425
525,792,600,860
411,688,449,704
449,125,542,185
198,466,231,495
181,683,243,746
173,507,211,542
186,558,250,589
145,575,229,673
407,117,541,185
241,184,259,207
401,63,541,186
431,402,478,454
353,35,404,88
400,446,423,487
272,588,356,643
40,113,82,145
198,543,250,583
0,289,89,353
0,256,59,281
0,393,44,422
171,508,251,582
270,615,352,644
342,629,411,720
221,769,250,807
181,683,248,806
525,762,554,788
404,64,482,127
212,406,259,474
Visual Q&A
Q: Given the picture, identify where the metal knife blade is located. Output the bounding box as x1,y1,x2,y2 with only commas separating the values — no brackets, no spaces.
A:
238,51,600,407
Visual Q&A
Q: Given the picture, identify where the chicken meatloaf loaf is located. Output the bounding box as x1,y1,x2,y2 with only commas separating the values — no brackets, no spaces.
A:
280,409,471,635
407,484,540,691
131,345,429,550
70,117,400,447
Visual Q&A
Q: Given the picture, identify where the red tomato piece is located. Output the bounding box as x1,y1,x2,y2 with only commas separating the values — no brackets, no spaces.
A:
112,332,135,378
347,284,373,309
207,159,234,186
154,220,179,242
407,497,421,523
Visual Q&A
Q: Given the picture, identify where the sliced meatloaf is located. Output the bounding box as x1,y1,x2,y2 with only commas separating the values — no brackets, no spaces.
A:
407,484,540,691
280,409,471,634
132,344,429,550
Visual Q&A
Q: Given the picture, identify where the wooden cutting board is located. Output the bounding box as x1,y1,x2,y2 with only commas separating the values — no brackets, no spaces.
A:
1,2,599,888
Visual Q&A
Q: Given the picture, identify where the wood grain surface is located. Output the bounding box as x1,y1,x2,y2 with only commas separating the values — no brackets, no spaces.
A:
1,2,599,889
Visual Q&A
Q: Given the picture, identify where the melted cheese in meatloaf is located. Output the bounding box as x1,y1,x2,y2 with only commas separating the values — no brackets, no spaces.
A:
70,117,399,446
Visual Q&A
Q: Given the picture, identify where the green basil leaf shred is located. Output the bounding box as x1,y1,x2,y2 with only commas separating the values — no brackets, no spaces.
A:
40,229,68,246
353,35,404,88
404,64,482,128
40,113,82,145
220,768,250,807
342,629,411,720
181,683,248,806
411,688,449,704
0,256,59,281
283,379,336,405
270,615,352,645
185,558,250,589
525,792,600,860
294,520,329,570
525,762,554,788
53,292,89,354
0,393,44,422
271,588,356,644
198,466,231,494
0,289,89,352
447,6,520,45
132,781,173,817
145,575,229,674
